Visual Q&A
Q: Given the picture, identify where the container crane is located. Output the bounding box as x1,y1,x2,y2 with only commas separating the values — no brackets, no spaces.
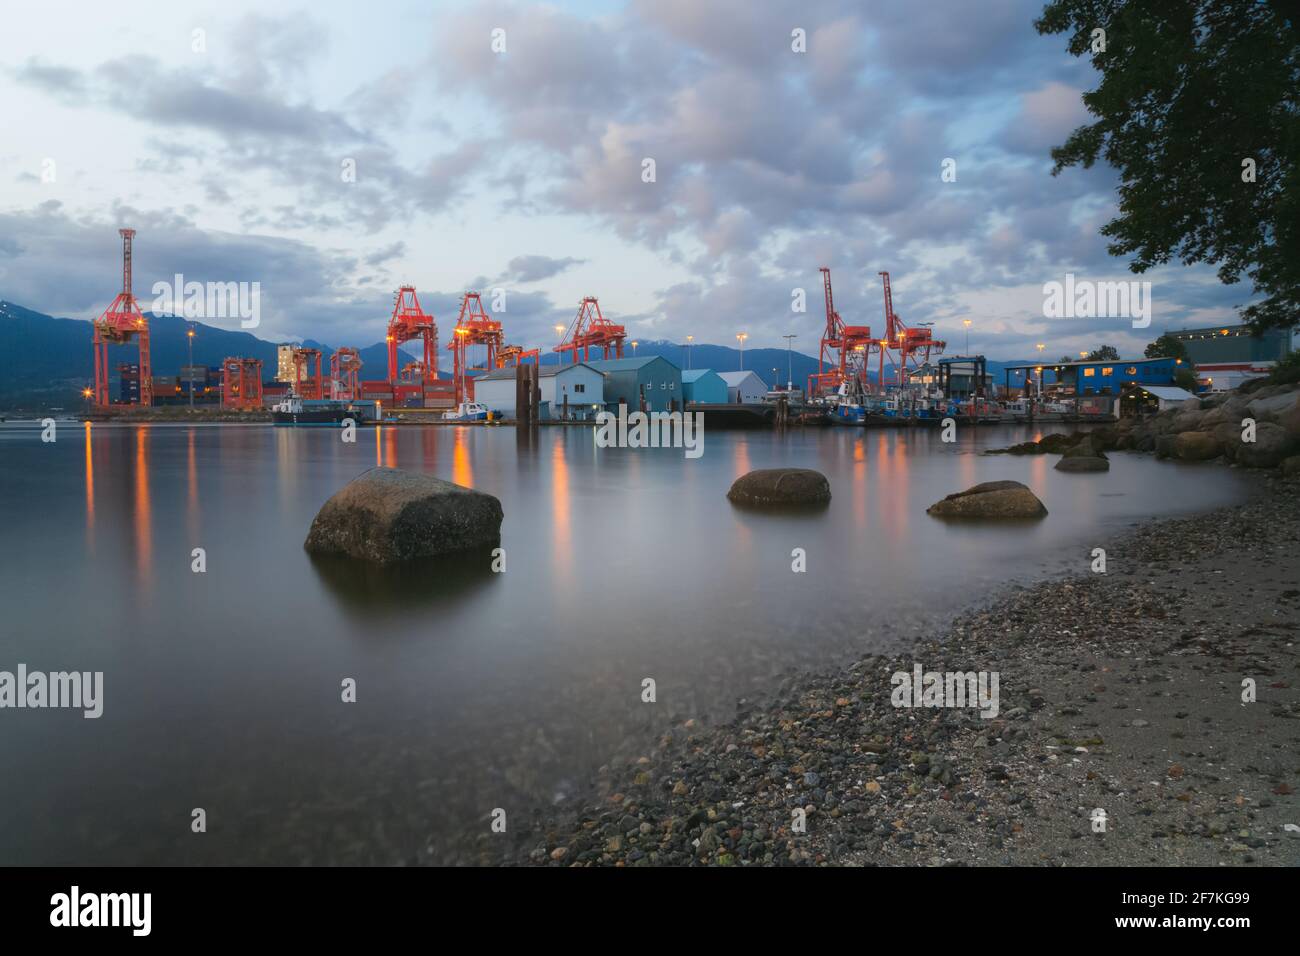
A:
554,296,625,363
876,271,944,388
292,347,323,399
447,291,504,404
330,347,363,400
92,228,151,407
496,344,540,368
807,267,874,400
386,286,437,386
221,357,264,410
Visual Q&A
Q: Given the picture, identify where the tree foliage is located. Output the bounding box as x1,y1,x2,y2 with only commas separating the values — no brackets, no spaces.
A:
1143,333,1192,362
1088,344,1121,360
1035,1,1299,330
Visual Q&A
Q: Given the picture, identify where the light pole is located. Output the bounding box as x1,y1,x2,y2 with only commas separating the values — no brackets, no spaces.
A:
685,334,693,369
1035,343,1046,399
963,318,971,355
554,324,566,364
782,334,796,390
736,332,747,370
187,326,195,407
631,340,639,357
82,387,92,418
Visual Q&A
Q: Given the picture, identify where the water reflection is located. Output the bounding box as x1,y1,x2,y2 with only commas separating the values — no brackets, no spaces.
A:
83,423,94,546
309,547,499,622
452,428,472,487
134,427,151,587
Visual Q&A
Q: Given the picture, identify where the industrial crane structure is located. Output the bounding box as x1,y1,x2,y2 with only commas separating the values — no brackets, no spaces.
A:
221,357,264,410
292,347,323,399
398,360,425,384
875,271,944,388
496,344,540,368
447,291,504,404
554,296,625,364
92,228,151,407
807,267,875,400
386,286,438,386
329,347,363,400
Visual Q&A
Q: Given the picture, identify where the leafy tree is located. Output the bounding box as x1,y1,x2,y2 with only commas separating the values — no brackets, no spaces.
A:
1143,333,1191,363
1088,345,1121,361
1035,1,1300,331
1174,368,1200,391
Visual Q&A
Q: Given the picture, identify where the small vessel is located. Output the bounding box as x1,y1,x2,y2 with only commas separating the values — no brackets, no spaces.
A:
441,401,491,422
272,394,356,426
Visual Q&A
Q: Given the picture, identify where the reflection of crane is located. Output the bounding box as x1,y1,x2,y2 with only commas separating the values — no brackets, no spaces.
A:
807,267,875,400
496,344,540,368
221,357,264,409
554,296,625,363
386,286,438,386
876,271,944,388
92,228,151,407
330,347,363,399
447,292,504,404
292,347,323,399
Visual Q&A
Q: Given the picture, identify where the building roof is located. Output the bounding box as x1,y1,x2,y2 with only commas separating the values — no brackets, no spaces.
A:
1135,385,1197,402
473,362,598,382
1001,357,1172,371
587,356,679,372
718,370,763,385
681,368,721,383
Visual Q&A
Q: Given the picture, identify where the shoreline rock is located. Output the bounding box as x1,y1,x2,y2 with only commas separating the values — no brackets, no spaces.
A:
926,480,1048,519
304,466,503,563
727,468,831,507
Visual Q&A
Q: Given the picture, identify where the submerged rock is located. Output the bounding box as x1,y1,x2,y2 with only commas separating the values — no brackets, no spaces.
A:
304,466,503,563
727,468,831,507
1055,456,1110,472
926,480,1047,519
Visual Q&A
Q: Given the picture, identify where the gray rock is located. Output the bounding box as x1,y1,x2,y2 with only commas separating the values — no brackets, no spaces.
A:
1237,421,1298,469
727,468,831,506
304,466,504,563
1247,391,1300,422
1173,431,1222,461
926,480,1048,519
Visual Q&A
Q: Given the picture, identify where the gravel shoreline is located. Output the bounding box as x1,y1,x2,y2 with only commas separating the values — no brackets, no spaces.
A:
520,465,1299,866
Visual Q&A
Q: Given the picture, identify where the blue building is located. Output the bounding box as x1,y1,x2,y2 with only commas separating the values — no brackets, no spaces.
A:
1002,357,1179,397
587,356,682,412
681,368,727,405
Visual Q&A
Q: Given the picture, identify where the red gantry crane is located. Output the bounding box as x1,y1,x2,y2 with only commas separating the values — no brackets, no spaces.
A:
92,228,151,407
496,344,540,368
221,357,264,410
807,267,875,400
386,286,438,386
292,347,323,399
447,291,503,404
330,347,363,400
554,296,625,363
876,271,944,388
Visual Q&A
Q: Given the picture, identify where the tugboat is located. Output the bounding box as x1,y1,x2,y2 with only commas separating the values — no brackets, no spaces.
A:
272,394,354,426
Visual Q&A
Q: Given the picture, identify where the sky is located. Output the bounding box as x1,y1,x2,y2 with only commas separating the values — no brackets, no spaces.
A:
0,0,1259,364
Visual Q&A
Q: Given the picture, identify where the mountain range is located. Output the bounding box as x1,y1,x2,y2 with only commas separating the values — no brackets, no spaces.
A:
0,299,1041,409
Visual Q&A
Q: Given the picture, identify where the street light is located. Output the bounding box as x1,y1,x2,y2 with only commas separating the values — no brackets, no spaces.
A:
82,387,93,417
685,334,693,369
187,326,195,408
736,332,748,370
1035,343,1046,399
782,334,796,390
631,340,639,357
963,318,972,354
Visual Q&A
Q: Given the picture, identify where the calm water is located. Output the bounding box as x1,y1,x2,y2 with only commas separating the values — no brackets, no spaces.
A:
0,420,1247,864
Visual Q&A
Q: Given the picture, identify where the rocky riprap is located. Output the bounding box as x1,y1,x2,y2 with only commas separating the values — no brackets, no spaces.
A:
520,467,1300,867
305,466,503,563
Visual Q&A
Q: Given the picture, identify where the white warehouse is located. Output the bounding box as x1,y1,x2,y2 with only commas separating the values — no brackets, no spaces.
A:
472,362,606,420
718,370,767,404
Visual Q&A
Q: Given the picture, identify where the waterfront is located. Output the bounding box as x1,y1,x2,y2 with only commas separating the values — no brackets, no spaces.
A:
0,421,1250,864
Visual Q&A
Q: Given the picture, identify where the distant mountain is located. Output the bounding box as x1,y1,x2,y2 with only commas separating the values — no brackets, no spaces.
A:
0,299,431,409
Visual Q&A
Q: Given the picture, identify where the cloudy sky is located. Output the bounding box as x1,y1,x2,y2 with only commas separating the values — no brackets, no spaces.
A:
0,0,1255,362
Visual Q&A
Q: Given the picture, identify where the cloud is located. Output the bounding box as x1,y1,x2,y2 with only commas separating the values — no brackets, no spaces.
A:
503,255,586,283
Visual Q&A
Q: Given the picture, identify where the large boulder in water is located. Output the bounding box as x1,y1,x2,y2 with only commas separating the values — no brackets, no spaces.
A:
727,468,831,507
1055,456,1109,472
305,466,503,563
926,480,1047,519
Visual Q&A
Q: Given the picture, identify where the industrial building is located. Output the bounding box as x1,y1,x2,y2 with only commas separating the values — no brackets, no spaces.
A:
1002,357,1179,397
681,369,727,405
1166,323,1296,390
587,356,682,412
473,362,605,420
718,370,766,404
